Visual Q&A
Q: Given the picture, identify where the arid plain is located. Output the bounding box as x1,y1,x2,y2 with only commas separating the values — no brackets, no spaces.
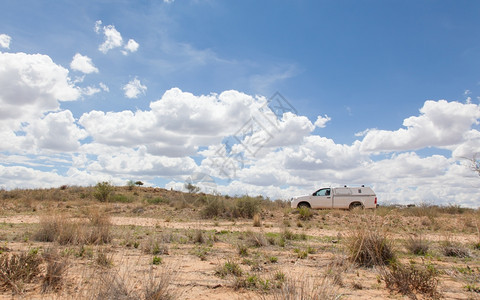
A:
0,185,479,299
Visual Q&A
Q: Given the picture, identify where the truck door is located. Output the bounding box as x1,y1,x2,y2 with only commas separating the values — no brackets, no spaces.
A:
310,188,333,209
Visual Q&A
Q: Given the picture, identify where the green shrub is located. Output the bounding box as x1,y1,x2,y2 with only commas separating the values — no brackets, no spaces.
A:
201,197,227,218
147,197,170,205
152,256,162,265
234,196,261,218
298,206,313,221
93,182,113,202
110,194,133,203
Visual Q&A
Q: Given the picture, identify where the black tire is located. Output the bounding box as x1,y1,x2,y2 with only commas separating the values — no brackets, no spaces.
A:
297,202,311,209
349,202,364,211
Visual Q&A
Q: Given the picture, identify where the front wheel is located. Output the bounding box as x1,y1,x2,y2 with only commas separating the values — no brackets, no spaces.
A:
297,202,311,209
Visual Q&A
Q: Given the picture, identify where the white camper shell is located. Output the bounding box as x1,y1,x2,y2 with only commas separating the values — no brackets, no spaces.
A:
291,186,377,210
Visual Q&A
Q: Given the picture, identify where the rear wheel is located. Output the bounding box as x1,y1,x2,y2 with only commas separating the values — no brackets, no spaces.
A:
349,202,364,211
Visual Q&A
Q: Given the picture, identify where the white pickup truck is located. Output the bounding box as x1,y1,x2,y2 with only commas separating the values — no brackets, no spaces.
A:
290,186,377,210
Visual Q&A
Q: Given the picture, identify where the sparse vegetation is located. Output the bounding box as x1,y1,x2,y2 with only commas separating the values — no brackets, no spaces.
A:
0,186,479,298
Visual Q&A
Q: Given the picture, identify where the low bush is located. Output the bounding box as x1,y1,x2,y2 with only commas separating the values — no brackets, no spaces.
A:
298,206,314,221
201,197,228,218
0,251,42,293
147,197,170,205
382,262,440,299
234,196,261,219
442,243,470,258
110,194,134,203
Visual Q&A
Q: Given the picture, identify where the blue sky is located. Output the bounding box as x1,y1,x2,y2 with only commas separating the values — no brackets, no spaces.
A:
1,0,479,206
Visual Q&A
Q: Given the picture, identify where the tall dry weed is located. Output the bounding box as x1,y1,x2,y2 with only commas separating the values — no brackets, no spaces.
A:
41,248,68,293
346,218,395,267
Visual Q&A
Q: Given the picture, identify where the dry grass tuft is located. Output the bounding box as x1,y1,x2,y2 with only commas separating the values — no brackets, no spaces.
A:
33,212,112,246
144,266,178,300
263,273,340,300
405,234,429,255
244,231,267,248
92,259,180,299
41,248,68,293
253,213,262,227
86,210,112,244
442,243,471,258
95,270,136,299
347,226,395,267
144,236,170,255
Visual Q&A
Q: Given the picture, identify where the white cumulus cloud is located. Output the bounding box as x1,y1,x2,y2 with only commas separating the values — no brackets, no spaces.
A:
95,20,139,55
97,23,123,54
99,82,109,92
0,52,80,126
314,114,331,128
24,110,87,152
82,86,101,96
0,34,11,49
360,100,480,152
122,77,147,98
122,39,139,55
70,53,99,74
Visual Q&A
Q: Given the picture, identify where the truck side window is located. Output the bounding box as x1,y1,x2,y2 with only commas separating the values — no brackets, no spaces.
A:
314,189,330,196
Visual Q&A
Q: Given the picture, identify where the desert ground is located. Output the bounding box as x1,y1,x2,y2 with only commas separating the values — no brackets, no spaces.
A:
0,185,479,299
